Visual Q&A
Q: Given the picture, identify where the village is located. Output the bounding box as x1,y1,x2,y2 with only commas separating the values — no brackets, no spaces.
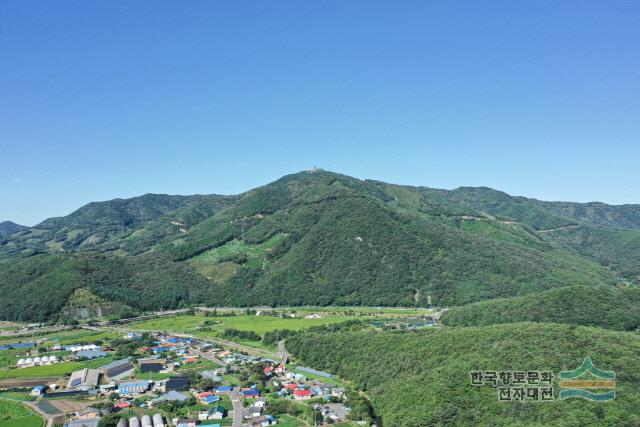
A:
0,326,366,427
0,308,441,427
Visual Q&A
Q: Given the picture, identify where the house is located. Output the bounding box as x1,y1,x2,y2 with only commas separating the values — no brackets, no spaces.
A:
30,385,46,397
244,405,263,419
293,389,313,400
117,380,150,396
76,407,102,420
240,388,260,398
201,395,221,405
198,406,225,420
216,385,233,392
254,397,268,408
113,401,132,410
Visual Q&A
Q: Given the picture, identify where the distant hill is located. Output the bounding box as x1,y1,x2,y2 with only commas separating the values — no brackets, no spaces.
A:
0,193,238,256
0,221,27,237
287,323,640,427
0,170,638,321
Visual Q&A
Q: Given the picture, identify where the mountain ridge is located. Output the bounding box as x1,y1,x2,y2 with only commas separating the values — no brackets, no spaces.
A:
0,170,637,322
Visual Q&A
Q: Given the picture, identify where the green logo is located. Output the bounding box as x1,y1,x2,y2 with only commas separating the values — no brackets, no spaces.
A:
559,357,615,401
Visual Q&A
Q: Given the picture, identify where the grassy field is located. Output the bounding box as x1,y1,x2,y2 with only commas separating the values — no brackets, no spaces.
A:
0,399,44,427
0,355,116,379
128,314,363,336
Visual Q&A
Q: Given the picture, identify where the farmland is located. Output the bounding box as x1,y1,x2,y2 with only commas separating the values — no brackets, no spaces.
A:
0,399,44,427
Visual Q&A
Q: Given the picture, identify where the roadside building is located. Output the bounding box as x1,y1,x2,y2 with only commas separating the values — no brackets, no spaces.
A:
244,405,263,419
68,368,101,391
240,387,260,398
100,359,136,382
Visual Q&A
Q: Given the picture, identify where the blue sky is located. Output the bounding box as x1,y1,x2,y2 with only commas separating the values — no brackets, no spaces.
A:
1,1,639,225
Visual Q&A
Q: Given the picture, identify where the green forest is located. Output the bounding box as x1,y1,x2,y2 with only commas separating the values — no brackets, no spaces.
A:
441,285,640,331
286,323,640,427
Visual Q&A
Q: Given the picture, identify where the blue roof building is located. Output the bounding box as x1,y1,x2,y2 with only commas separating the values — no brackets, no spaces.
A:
240,388,259,397
117,380,150,395
216,385,233,392
31,385,46,396
202,395,220,404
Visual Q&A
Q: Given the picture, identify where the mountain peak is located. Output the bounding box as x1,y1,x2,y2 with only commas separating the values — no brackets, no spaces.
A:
0,221,28,237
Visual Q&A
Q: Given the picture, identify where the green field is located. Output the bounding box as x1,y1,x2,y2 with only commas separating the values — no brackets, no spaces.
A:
276,414,307,427
128,314,363,335
0,392,34,402
0,399,44,427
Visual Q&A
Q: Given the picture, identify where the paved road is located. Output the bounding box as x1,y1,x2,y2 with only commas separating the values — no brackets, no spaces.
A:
278,340,289,365
0,325,71,338
229,388,245,427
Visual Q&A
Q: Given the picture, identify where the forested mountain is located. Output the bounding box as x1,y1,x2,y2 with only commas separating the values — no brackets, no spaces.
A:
0,170,638,321
0,193,237,256
0,221,27,237
432,186,640,282
287,324,640,426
